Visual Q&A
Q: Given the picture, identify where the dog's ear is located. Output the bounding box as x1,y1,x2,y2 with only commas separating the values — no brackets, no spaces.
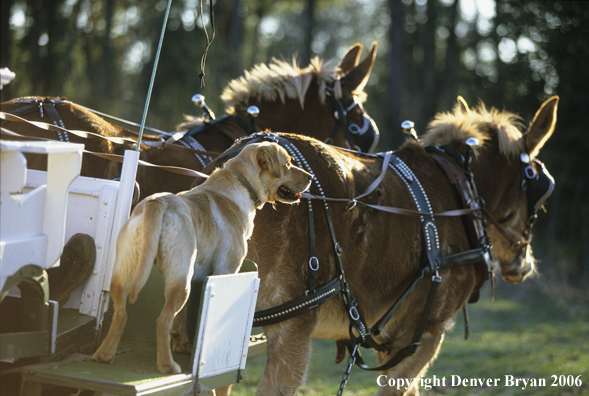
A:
256,144,282,178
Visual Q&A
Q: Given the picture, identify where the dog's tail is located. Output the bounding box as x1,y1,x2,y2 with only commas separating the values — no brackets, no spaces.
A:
128,199,167,303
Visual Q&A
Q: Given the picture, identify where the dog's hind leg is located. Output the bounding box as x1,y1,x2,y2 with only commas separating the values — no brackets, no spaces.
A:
171,307,193,354
156,231,196,374
157,279,191,373
93,223,141,364
92,275,129,363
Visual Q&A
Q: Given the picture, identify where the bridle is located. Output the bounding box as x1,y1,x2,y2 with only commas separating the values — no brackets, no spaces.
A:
483,149,554,255
324,79,380,154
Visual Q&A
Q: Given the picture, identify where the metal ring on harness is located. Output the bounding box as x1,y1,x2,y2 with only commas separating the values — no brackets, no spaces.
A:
309,257,319,271
525,165,537,179
349,306,360,321
335,242,342,256
349,123,362,134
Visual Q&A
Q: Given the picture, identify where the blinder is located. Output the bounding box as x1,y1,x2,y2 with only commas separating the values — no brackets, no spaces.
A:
489,151,554,257
347,101,380,153
325,80,380,153
523,156,555,221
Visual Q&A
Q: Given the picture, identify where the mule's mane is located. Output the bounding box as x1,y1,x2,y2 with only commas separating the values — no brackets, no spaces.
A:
420,101,525,158
221,57,361,114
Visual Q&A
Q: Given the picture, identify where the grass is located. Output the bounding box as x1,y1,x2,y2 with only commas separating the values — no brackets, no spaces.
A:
232,276,589,395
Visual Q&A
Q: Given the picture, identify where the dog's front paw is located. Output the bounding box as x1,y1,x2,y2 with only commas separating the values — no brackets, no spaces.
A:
92,350,115,364
158,359,182,374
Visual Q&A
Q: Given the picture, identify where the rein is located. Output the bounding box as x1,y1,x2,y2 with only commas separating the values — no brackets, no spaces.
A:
0,107,223,159
0,116,210,180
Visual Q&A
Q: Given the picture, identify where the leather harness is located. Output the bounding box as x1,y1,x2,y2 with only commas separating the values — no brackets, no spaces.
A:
241,132,503,372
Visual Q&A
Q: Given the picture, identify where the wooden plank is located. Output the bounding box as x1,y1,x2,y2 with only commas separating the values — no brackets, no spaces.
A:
0,331,49,360
19,341,194,396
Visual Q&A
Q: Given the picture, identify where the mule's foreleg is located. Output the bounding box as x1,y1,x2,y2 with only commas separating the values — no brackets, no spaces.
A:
375,323,448,396
257,314,316,395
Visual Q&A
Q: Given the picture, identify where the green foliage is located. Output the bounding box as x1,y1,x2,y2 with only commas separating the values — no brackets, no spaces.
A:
1,0,588,281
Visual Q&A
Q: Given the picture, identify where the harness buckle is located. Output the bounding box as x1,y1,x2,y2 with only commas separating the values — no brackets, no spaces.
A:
432,267,442,283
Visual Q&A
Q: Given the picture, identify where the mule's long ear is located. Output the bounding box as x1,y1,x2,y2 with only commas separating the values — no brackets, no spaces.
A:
457,96,470,114
341,41,377,94
257,144,282,178
337,43,362,75
526,96,559,158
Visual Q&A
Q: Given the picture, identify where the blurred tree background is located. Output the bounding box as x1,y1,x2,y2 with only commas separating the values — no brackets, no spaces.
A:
1,0,588,286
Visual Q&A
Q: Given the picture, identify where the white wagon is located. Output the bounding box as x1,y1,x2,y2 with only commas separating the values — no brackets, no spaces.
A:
0,139,263,395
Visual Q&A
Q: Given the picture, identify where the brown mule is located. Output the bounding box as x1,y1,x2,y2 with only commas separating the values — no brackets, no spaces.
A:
192,96,558,395
1,42,378,202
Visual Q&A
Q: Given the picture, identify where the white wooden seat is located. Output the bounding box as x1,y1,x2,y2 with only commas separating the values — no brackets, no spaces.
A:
1,142,139,362
0,140,83,301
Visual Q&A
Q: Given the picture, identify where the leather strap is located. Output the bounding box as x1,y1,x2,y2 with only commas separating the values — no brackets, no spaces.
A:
253,277,341,326
428,149,492,294
1,111,139,146
1,127,210,179
351,272,442,371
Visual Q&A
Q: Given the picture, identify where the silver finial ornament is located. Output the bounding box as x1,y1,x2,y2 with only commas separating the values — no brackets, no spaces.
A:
191,94,215,120
247,106,260,117
192,94,205,106
401,120,420,142
466,137,479,147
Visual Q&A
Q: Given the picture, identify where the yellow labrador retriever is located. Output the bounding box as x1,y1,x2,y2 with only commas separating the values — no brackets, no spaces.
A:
92,142,312,374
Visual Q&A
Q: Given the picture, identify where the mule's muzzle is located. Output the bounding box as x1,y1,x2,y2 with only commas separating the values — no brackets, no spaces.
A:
500,253,535,283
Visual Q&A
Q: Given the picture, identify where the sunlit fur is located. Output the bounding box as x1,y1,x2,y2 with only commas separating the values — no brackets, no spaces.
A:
221,56,367,114
422,100,525,159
